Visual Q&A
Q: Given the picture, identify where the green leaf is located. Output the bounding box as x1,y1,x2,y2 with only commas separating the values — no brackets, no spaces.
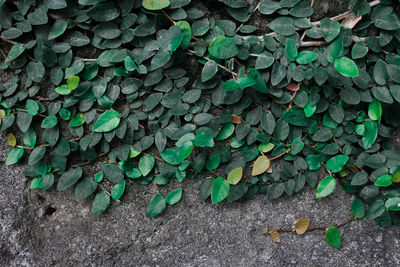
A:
111,180,126,200
285,38,298,62
374,174,392,187
326,155,349,173
222,79,240,91
351,40,368,59
211,177,230,204
166,188,183,205
124,56,137,72
174,21,192,49
291,137,304,155
385,197,400,211
227,167,243,185
365,199,385,220
208,36,239,59
316,176,336,199
26,61,45,82
55,85,71,95
67,75,80,90
48,19,68,40
75,177,97,200
361,119,378,150
41,114,58,129
6,43,25,62
147,193,166,217
69,113,85,127
268,17,296,36
176,141,194,163
93,110,120,133
295,51,318,65
201,60,218,82
87,2,120,22
26,99,39,116
252,156,270,176
92,191,110,216
57,167,83,191
139,154,155,176
374,14,400,31
215,123,235,141
142,0,170,10
351,197,365,218
325,226,341,248
334,57,359,77
194,131,214,147
327,36,343,63
368,98,382,121
28,147,46,166
6,147,24,166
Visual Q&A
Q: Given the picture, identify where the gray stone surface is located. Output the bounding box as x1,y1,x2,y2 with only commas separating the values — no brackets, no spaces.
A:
1,130,399,266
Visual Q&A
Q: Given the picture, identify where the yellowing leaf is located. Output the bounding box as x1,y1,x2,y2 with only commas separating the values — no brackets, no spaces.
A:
227,167,243,185
294,218,310,235
8,133,16,146
269,230,280,243
252,156,270,176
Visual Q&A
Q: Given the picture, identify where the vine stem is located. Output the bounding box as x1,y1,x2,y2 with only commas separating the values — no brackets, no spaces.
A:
236,1,261,33
269,150,290,161
161,9,176,25
274,216,356,233
187,50,238,78
242,0,381,41
0,36,16,45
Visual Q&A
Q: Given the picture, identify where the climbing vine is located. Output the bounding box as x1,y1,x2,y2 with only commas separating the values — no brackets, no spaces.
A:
1,0,400,248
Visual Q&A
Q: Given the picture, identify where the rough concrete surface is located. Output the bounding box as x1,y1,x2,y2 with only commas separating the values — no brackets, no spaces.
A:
1,130,400,266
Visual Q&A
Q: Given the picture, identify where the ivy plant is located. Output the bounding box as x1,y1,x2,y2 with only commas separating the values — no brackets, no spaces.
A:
1,0,400,248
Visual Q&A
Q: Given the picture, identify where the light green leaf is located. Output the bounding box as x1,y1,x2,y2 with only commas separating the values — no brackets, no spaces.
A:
334,57,359,77
211,177,230,204
142,0,170,10
209,36,239,59
326,155,349,173
93,110,120,132
227,167,243,185
296,51,318,64
316,175,336,199
6,147,24,166
166,188,183,205
139,154,155,176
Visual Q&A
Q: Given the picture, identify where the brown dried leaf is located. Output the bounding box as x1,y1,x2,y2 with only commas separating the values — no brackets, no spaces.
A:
294,218,310,235
286,83,300,92
231,115,242,124
341,13,362,29
269,230,280,243
8,133,16,147
266,165,273,173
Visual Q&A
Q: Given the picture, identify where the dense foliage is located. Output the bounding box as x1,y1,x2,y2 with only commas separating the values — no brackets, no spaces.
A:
1,0,400,247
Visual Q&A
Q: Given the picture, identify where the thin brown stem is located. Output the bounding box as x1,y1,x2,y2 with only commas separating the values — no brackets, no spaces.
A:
269,150,290,161
187,50,238,78
192,36,210,46
0,36,17,45
161,9,176,25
